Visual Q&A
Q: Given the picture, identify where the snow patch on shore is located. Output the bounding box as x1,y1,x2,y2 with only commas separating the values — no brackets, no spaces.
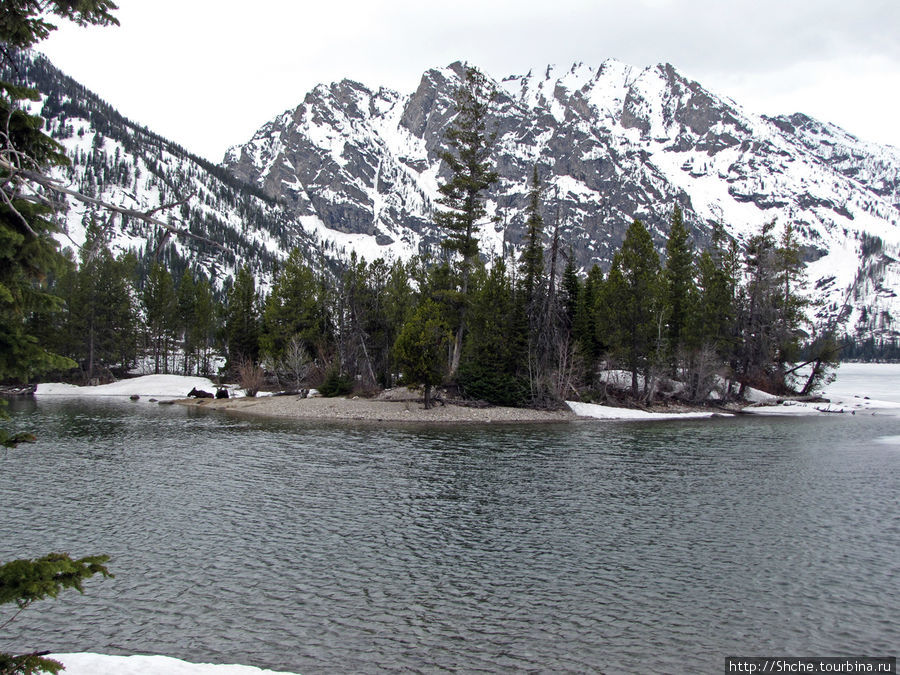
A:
742,394,900,416
50,653,297,675
35,375,219,399
566,401,717,421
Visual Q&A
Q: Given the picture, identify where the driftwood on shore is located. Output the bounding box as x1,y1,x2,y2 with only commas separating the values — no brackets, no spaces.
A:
0,384,37,397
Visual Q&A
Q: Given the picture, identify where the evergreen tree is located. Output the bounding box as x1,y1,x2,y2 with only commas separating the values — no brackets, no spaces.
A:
575,264,605,370
225,265,261,369
606,219,661,398
773,222,807,379
458,259,528,406
434,65,498,375
189,276,216,376
0,80,74,383
1,3,118,672
176,270,197,374
662,205,696,369
737,220,781,392
519,165,544,312
393,299,450,409
560,256,581,332
142,262,177,374
68,231,138,381
381,258,414,386
260,249,330,370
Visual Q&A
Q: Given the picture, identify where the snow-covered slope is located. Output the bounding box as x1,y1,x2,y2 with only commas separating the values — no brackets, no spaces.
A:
225,60,900,341
3,52,328,287
9,52,900,341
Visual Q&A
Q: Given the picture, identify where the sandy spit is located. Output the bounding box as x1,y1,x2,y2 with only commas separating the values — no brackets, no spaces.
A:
175,394,578,425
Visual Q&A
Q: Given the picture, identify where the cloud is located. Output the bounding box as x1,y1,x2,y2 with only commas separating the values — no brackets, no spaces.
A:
37,0,900,157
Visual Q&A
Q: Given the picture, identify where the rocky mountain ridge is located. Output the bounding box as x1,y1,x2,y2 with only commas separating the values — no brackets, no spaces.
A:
8,52,900,340
224,60,900,340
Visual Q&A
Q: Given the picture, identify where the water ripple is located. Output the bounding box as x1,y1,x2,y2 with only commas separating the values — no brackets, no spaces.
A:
1,401,899,673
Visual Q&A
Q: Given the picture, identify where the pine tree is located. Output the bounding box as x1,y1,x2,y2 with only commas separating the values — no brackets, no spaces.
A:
519,165,544,312
142,262,177,374
434,65,498,375
606,219,661,398
662,205,696,370
1,4,118,672
260,249,330,369
737,220,781,392
393,300,450,409
574,264,605,370
458,259,528,406
774,222,807,380
225,265,261,370
176,270,196,374
189,276,216,376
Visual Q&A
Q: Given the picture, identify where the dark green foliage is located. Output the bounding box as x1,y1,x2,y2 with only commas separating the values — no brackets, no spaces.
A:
0,651,63,675
518,165,544,311
560,257,580,330
434,65,499,375
142,262,177,374
0,553,111,607
0,82,74,383
574,264,604,366
0,1,118,50
458,260,528,407
662,205,696,366
261,249,331,368
225,265,261,369
435,66,498,265
734,219,810,393
693,248,736,355
54,224,140,380
393,300,450,409
318,366,353,398
0,553,112,675
605,219,662,398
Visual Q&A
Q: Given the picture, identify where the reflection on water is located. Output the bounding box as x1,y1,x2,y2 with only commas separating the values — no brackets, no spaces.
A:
1,398,899,673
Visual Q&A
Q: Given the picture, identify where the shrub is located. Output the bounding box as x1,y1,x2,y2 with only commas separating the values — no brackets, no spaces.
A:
318,367,353,397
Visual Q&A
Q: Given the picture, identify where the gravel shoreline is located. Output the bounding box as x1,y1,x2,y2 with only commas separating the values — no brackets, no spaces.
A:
175,393,579,424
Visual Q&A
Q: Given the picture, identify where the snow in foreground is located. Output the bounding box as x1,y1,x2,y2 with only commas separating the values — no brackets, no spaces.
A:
50,653,297,675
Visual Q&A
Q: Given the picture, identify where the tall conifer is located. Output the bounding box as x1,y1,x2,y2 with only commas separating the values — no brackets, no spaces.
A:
434,65,498,375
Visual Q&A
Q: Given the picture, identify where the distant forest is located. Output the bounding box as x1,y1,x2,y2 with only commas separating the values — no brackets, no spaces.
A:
11,64,890,408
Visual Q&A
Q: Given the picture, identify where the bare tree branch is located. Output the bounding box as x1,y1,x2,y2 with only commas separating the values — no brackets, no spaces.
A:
1,157,223,251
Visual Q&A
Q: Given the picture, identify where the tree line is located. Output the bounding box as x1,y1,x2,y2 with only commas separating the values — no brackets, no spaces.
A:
16,65,841,408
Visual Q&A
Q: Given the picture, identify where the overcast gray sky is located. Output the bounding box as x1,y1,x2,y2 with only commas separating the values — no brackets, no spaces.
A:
39,0,900,161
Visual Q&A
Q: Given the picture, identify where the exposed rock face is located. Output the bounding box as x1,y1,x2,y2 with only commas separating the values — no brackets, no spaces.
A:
223,60,900,339
7,49,900,341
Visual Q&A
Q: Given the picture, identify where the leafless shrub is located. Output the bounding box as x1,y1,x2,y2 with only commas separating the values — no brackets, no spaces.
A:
277,336,311,389
239,359,265,397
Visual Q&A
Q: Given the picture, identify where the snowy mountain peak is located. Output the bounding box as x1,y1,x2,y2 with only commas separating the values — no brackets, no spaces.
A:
222,60,900,341
6,50,899,342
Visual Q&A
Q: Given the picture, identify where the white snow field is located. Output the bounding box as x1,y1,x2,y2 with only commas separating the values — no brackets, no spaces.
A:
32,374,271,399
48,653,297,675
34,374,220,399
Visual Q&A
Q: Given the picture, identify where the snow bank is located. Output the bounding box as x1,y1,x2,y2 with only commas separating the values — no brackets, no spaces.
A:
35,374,220,399
742,394,900,417
824,362,900,403
49,653,297,675
566,401,717,421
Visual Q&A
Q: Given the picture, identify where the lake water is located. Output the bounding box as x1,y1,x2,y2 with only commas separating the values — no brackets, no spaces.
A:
2,367,899,673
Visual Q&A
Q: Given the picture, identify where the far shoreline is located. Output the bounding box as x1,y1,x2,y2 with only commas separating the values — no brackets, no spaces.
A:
174,392,581,425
